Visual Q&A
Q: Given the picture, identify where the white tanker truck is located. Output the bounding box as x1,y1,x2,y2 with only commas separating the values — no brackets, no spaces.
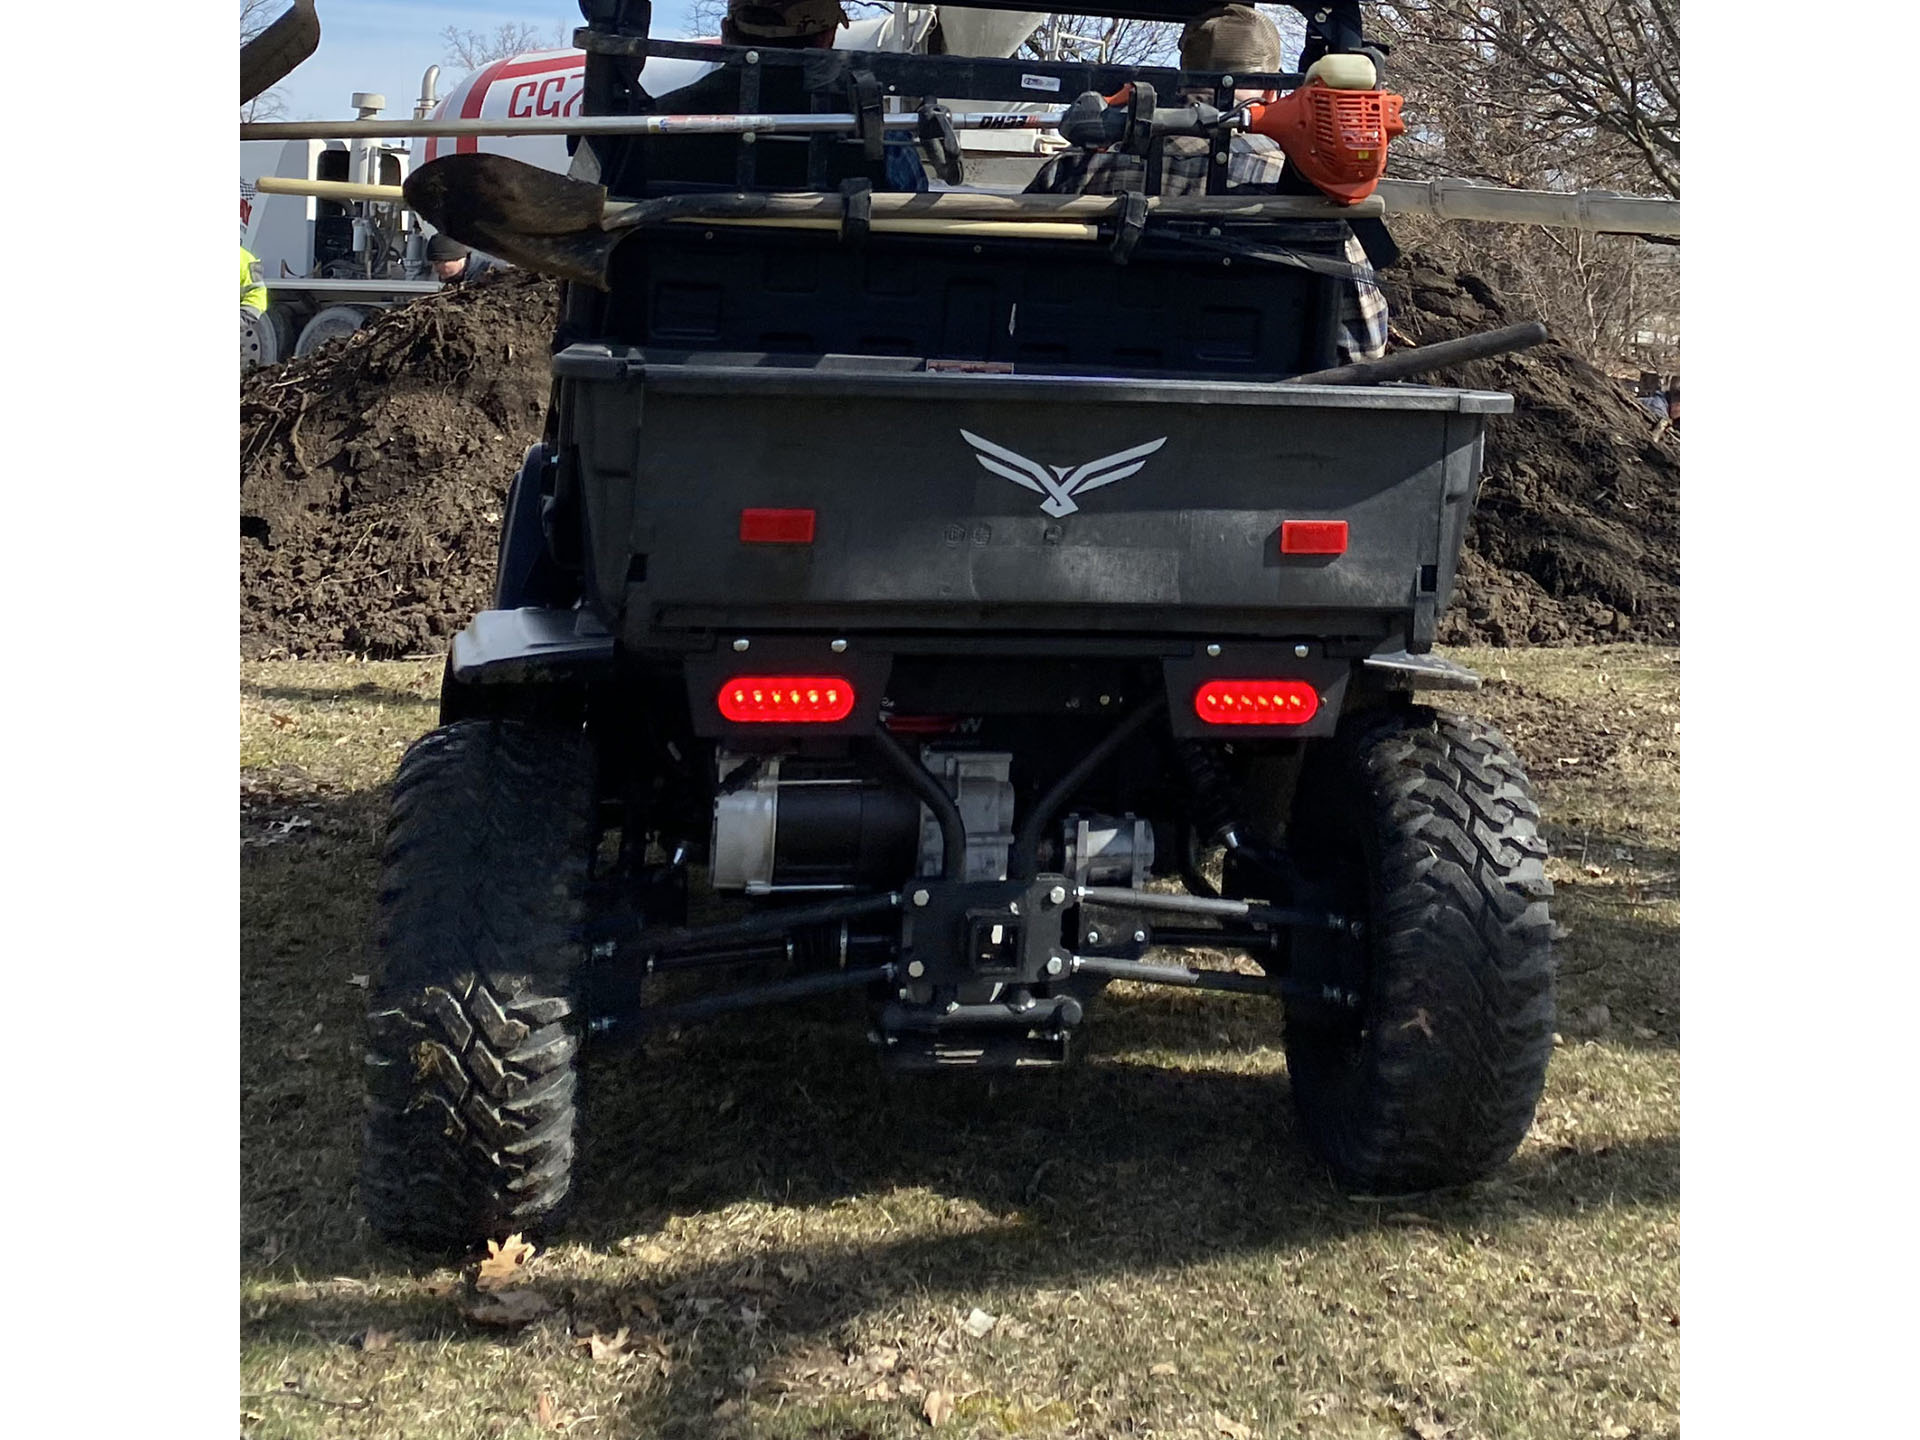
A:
241,7,1051,368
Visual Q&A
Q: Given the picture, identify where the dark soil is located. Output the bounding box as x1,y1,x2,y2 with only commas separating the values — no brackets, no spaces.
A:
1382,253,1680,646
239,271,557,659
240,257,1677,658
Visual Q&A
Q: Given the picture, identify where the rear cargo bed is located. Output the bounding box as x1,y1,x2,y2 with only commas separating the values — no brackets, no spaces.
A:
554,347,1511,646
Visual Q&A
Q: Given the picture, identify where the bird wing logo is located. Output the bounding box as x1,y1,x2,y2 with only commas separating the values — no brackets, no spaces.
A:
959,430,1168,517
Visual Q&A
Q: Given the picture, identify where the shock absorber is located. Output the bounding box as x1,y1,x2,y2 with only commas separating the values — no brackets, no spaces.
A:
1178,740,1242,850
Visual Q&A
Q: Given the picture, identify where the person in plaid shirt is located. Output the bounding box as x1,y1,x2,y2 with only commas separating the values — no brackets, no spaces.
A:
1026,6,1389,367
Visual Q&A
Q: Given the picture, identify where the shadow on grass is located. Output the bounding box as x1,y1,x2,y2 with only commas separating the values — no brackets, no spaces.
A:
243,785,1679,1437
242,680,439,711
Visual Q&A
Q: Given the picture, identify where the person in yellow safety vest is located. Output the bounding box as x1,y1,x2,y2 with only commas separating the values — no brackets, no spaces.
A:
241,246,268,316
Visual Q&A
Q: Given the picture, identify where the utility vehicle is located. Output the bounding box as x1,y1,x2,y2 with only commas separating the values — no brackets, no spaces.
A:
356,0,1556,1247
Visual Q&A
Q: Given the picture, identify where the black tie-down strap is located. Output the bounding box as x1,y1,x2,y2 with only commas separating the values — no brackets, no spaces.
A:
850,69,885,163
917,102,965,186
839,178,872,243
1109,191,1150,264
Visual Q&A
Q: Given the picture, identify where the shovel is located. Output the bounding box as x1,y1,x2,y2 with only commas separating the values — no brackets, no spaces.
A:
241,0,321,107
402,156,1106,286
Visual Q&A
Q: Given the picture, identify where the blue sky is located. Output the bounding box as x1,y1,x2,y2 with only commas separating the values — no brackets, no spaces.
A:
267,1,705,121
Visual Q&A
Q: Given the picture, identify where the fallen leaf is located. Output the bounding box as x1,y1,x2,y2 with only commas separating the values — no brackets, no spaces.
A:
358,1327,395,1352
1599,1423,1630,1439
1214,1413,1253,1439
624,1240,671,1265
269,712,296,730
961,1307,997,1338
862,1378,895,1402
576,1326,630,1362
459,1288,552,1328
1149,1362,1178,1377
999,1319,1030,1341
713,1399,745,1419
923,1388,954,1427
859,1346,901,1374
622,1291,662,1323
345,974,369,989
536,1392,555,1429
778,1259,810,1285
422,1272,460,1298
476,1233,537,1291
1409,1418,1453,1440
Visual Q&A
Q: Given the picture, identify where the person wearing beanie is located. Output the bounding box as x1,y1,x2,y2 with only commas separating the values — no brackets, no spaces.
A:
1026,5,1388,367
426,232,501,285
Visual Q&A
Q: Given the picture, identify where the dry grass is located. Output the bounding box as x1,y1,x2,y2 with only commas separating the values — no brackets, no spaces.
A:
240,645,1678,1440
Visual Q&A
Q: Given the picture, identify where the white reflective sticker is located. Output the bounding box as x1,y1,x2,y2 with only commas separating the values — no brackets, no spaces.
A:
1020,73,1063,93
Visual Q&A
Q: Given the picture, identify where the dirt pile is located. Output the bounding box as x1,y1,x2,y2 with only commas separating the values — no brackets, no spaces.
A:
240,258,1677,658
1382,253,1680,646
240,272,558,658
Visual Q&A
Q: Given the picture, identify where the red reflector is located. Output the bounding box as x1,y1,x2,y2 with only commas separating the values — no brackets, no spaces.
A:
1194,679,1321,726
718,676,855,723
1280,520,1348,555
739,508,816,544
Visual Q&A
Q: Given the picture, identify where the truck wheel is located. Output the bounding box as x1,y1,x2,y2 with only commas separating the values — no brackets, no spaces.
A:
294,304,373,358
360,719,597,1248
1283,708,1554,1195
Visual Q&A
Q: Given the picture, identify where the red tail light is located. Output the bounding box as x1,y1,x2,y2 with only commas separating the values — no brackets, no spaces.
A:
718,676,855,723
739,508,816,544
1280,520,1348,555
1194,679,1320,725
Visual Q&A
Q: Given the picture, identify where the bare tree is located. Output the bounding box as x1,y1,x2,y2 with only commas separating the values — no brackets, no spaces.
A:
442,20,577,71
1374,1,1678,196
240,0,288,120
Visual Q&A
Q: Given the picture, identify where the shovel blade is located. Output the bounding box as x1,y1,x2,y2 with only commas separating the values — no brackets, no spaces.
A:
404,154,611,238
241,0,321,106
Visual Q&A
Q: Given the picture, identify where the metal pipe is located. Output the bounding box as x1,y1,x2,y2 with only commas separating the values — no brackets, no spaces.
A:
1375,177,1678,238
647,933,894,971
1288,321,1550,387
1071,955,1284,995
870,726,969,883
1143,926,1283,953
880,995,1085,1031
598,962,896,1036
1077,887,1353,931
243,111,1067,141
415,65,441,121
1077,885,1250,918
604,891,900,952
1011,696,1169,879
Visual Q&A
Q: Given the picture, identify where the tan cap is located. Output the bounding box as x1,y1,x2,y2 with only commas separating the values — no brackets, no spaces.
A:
1180,5,1284,73
725,0,848,39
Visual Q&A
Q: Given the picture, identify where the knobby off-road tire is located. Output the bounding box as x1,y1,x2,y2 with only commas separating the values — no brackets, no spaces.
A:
1284,707,1555,1195
361,719,597,1249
